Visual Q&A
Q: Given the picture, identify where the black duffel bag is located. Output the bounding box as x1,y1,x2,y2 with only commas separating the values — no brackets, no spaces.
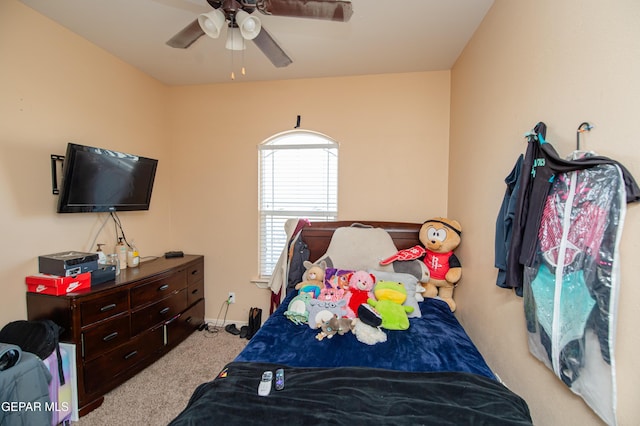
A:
0,319,65,384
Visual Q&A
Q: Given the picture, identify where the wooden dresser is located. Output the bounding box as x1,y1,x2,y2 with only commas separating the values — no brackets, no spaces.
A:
26,254,205,416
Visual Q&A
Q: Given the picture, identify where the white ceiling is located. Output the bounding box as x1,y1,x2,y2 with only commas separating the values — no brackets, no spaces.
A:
19,0,494,86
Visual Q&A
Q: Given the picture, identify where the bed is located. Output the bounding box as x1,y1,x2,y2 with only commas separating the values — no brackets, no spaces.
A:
169,221,532,425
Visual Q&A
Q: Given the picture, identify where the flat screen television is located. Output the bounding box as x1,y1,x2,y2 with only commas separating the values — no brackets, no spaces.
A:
57,143,158,213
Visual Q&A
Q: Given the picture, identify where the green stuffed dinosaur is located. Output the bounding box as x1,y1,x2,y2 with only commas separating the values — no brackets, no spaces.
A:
367,281,414,330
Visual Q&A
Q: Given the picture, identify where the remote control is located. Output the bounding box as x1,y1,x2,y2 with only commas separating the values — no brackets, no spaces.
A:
275,368,284,391
164,251,184,258
258,371,273,396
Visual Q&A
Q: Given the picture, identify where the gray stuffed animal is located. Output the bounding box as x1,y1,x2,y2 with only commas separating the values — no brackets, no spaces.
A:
315,315,354,341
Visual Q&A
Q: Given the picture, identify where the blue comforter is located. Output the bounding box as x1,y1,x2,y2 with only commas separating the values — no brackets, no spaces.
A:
235,293,495,380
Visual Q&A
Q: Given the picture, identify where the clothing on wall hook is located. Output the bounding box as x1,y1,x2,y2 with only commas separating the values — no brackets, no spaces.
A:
294,115,301,129
576,122,593,150
524,122,547,143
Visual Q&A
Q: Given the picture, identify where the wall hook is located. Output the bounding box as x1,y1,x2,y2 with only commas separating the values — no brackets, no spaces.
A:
576,122,593,150
294,115,301,129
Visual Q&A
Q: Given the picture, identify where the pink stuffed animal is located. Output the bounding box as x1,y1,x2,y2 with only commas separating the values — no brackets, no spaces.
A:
319,286,345,302
347,271,376,317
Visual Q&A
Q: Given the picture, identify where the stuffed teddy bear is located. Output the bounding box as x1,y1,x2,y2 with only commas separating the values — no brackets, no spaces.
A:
380,217,462,311
367,281,414,330
294,260,327,298
315,315,353,341
347,271,376,317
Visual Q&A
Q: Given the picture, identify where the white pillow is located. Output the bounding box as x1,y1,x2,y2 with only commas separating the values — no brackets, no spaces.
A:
368,270,422,318
316,226,398,271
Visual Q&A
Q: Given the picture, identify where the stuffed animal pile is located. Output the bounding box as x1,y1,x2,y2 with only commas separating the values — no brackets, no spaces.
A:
287,261,422,344
285,217,462,346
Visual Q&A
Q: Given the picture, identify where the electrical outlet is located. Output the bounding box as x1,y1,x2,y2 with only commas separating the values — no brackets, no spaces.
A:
228,292,236,304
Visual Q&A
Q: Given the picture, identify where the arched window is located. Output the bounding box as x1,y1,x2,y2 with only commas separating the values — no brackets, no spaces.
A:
258,130,338,277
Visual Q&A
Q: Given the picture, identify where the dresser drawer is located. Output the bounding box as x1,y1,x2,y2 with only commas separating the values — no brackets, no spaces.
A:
82,315,131,362
131,289,188,336
130,270,187,308
81,292,129,326
187,279,204,307
187,260,204,286
166,298,204,347
83,326,163,394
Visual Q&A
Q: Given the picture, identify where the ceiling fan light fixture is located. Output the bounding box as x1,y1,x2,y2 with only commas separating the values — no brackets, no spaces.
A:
235,10,261,40
198,9,226,39
225,27,246,51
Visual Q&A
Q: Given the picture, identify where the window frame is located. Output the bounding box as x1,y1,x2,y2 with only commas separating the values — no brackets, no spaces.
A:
257,130,339,278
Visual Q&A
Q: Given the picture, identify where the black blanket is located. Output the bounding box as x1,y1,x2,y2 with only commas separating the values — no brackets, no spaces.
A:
169,362,532,426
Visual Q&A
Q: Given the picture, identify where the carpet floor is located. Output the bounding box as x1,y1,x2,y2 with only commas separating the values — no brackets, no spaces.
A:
76,327,248,425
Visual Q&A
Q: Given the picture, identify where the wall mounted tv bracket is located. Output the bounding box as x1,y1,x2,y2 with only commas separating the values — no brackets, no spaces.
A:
51,154,64,195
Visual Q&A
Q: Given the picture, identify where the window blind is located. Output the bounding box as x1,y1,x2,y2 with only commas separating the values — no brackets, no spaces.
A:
258,131,338,278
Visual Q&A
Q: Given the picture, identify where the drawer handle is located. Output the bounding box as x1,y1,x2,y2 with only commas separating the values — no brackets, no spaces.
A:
160,307,171,315
158,284,170,291
165,314,179,325
103,332,119,342
124,351,138,360
185,316,193,324
191,270,199,276
191,288,199,295
100,303,117,312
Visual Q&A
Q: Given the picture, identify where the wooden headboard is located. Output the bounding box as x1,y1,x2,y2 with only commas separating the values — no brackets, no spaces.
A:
300,221,422,263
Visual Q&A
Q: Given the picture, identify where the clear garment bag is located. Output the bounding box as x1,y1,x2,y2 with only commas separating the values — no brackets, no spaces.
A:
523,152,626,426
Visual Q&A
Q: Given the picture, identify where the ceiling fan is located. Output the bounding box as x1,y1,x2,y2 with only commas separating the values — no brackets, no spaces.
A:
166,0,354,68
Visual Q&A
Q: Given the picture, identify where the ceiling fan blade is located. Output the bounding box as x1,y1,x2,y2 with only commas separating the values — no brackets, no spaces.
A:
166,19,205,49
257,0,353,22
252,27,293,68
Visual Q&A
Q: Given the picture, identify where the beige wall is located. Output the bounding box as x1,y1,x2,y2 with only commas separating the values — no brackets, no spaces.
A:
0,0,173,324
166,72,451,322
1,1,451,327
449,0,640,424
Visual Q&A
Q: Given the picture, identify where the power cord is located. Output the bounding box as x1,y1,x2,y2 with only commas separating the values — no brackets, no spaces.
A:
87,213,111,253
201,299,231,338
85,211,134,254
111,211,133,248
